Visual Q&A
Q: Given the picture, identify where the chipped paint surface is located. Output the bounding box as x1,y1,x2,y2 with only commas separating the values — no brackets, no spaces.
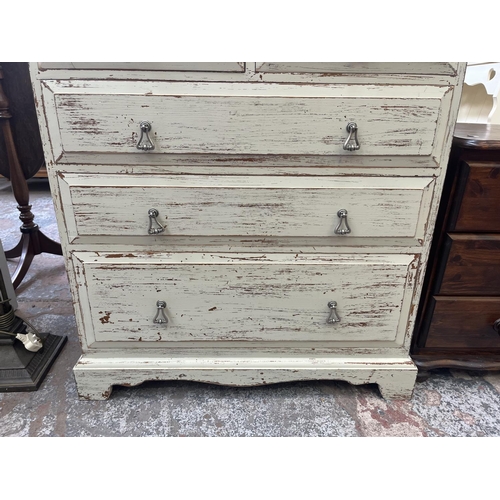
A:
73,252,414,344
27,62,466,400
5,174,500,436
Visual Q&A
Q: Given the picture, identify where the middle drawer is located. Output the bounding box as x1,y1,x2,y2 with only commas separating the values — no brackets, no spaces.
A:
58,173,434,245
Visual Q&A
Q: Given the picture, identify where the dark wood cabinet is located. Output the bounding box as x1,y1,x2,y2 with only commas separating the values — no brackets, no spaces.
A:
412,123,500,372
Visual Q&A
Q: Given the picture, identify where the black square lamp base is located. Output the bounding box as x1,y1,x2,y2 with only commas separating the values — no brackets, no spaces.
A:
0,316,67,392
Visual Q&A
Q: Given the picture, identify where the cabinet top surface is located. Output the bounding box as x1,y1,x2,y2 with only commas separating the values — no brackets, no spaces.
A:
453,123,500,149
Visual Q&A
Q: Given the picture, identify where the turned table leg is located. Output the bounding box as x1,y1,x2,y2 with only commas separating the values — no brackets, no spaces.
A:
0,66,62,289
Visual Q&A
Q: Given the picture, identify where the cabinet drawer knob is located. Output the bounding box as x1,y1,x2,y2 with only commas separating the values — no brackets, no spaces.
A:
327,301,341,324
343,122,360,151
334,209,351,235
494,319,500,334
153,300,168,324
136,121,155,151
148,208,165,235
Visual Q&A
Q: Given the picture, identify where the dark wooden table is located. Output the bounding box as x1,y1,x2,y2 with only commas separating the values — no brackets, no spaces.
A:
412,123,500,373
0,63,61,289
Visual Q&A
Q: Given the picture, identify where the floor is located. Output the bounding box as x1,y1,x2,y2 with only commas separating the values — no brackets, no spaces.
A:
1,178,500,437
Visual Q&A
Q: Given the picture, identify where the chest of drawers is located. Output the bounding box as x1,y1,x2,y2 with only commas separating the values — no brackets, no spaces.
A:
30,62,465,400
412,124,500,371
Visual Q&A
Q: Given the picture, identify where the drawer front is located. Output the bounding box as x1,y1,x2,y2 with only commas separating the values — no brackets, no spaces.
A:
59,174,434,244
72,252,416,345
46,81,446,160
449,162,500,232
39,62,246,72
256,62,459,76
425,297,500,348
438,235,500,296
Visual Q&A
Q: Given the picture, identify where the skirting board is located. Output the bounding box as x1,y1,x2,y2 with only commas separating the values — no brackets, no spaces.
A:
73,354,418,401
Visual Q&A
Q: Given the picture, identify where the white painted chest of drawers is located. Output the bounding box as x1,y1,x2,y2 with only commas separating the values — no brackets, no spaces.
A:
31,62,465,400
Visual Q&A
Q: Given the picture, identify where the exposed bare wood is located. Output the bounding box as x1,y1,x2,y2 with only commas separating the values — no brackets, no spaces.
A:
29,62,466,399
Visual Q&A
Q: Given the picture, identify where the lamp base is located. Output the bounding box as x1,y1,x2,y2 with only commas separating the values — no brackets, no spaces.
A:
0,317,67,392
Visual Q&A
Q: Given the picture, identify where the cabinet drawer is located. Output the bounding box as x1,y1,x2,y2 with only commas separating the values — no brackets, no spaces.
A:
72,252,416,345
449,162,500,232
256,62,459,76
45,81,448,162
58,174,434,245
38,62,246,72
425,297,500,348
438,234,500,295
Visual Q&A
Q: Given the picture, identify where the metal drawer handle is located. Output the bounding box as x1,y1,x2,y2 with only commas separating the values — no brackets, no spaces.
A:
153,300,168,324
334,209,351,235
136,121,155,151
327,301,340,324
148,208,165,235
343,122,360,151
493,319,500,334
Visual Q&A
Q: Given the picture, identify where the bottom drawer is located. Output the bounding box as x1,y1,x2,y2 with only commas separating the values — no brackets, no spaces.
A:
425,297,500,348
72,252,417,346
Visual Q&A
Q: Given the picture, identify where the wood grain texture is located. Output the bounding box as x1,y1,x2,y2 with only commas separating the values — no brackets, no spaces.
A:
29,62,466,399
58,173,434,244
32,63,464,87
73,355,418,400
73,252,415,344
449,162,500,232
452,123,500,149
256,62,459,75
0,63,44,179
43,80,448,160
38,62,245,72
425,297,500,348
438,234,500,295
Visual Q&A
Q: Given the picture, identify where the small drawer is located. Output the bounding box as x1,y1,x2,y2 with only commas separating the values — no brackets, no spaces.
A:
58,173,434,245
44,80,449,164
425,297,500,348
256,62,459,76
449,162,500,232
72,252,417,346
38,62,246,72
437,234,500,296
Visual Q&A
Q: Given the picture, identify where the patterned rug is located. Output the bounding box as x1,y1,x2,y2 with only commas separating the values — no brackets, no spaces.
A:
1,178,500,436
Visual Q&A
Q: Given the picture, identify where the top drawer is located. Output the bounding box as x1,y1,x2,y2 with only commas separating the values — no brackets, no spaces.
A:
42,80,452,166
449,161,500,232
38,62,246,72
256,62,460,76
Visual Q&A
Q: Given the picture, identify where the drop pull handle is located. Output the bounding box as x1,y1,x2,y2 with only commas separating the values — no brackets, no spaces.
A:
493,319,500,334
343,122,360,151
136,121,155,151
334,209,351,235
327,301,340,324
148,208,165,235
153,300,168,324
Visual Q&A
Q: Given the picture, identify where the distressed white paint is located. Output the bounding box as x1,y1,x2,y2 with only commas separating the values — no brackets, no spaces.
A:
38,62,245,72
40,80,452,167
57,173,434,245
29,62,466,400
32,63,461,87
51,87,442,157
256,62,459,75
72,252,415,344
73,355,418,401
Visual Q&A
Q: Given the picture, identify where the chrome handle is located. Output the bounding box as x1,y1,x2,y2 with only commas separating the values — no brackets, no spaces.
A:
494,319,500,334
334,209,351,235
153,300,168,324
148,208,165,235
343,122,360,151
327,301,340,324
136,121,155,151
